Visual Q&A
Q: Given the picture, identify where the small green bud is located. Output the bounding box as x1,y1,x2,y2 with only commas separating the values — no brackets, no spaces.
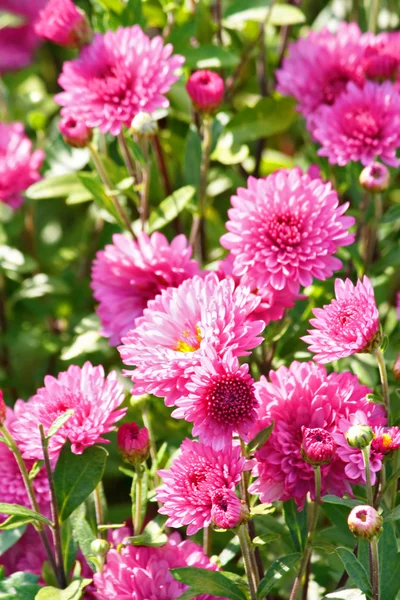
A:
345,424,374,449
90,539,110,557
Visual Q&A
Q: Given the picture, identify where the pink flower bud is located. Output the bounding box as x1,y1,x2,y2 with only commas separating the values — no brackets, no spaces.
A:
117,422,150,466
0,390,6,426
359,163,390,193
186,70,224,113
211,488,248,530
363,50,398,82
301,427,337,466
59,116,92,148
348,505,383,540
393,353,400,381
35,0,92,49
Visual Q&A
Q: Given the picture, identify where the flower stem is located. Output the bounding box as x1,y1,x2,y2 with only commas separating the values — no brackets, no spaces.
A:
117,131,137,182
132,467,144,534
374,347,390,415
238,523,258,600
362,445,374,506
141,403,159,487
93,483,106,539
203,526,212,556
370,536,380,600
368,0,380,33
139,139,150,230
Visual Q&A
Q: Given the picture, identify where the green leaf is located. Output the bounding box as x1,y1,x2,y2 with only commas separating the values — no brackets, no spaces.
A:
54,444,108,523
184,126,202,190
269,4,306,26
61,519,78,578
126,520,167,548
183,46,239,69
0,245,37,274
77,173,128,230
322,495,360,509
0,515,37,531
147,186,195,233
35,578,92,600
385,504,400,521
223,0,305,27
336,547,372,597
283,500,307,553
219,536,240,566
93,0,124,14
171,567,247,600
0,10,25,29
252,533,280,546
0,526,26,556
47,410,75,439
0,504,52,528
257,553,300,599
0,572,41,600
379,522,400,600
70,506,97,571
11,274,69,303
25,174,87,201
247,421,274,453
121,0,144,26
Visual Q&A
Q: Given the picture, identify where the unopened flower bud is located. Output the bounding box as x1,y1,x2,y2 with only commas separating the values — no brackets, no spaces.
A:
131,113,158,136
393,353,400,381
346,424,374,449
359,163,390,193
35,0,92,49
90,539,111,557
301,427,337,467
348,505,383,541
186,70,224,113
0,390,6,426
363,50,398,82
59,116,92,148
210,488,248,530
117,422,150,466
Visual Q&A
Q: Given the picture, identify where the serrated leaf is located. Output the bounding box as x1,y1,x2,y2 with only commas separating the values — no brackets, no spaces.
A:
171,567,247,600
247,422,274,453
147,186,195,233
0,504,52,528
336,547,372,597
257,553,300,599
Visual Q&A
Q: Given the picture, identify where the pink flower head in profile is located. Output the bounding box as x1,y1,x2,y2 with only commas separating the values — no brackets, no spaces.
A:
119,273,264,406
117,422,150,466
220,168,355,296
55,26,184,135
172,347,258,450
362,31,400,82
302,276,380,364
59,116,92,148
156,439,245,534
359,162,390,192
211,488,247,529
277,22,364,116
93,532,223,600
186,70,224,113
248,361,385,509
372,426,400,455
11,362,126,461
311,81,400,167
0,122,44,209
34,0,92,48
92,232,200,346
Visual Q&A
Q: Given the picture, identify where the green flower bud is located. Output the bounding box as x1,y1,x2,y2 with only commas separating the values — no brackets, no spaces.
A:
90,539,110,557
345,424,374,449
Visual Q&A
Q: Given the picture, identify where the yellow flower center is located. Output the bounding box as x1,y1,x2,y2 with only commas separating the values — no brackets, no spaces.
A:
175,327,202,353
382,433,392,448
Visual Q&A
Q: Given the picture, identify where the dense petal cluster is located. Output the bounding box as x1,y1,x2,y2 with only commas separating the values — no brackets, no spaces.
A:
0,122,44,209
210,488,246,529
302,276,380,363
92,232,200,345
10,362,126,461
249,361,386,508
34,0,92,48
119,272,264,406
55,26,184,135
156,439,245,534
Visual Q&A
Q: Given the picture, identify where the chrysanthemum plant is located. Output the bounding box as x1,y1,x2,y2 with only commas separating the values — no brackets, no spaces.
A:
1,1,400,600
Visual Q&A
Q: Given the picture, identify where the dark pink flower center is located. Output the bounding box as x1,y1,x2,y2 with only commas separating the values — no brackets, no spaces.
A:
265,211,303,250
343,108,381,142
206,373,256,425
322,71,352,105
186,466,208,490
91,62,133,105
356,509,368,522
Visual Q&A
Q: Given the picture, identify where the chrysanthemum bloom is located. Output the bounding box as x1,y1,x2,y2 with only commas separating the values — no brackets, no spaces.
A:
311,81,400,167
372,426,400,455
220,169,355,296
11,362,126,461
59,116,92,148
35,0,92,48
172,348,258,450
55,26,184,136
302,276,380,364
93,532,222,600
156,439,245,534
0,122,44,209
277,22,364,116
301,427,337,466
359,162,390,192
348,505,383,540
0,390,6,425
117,422,150,466
186,70,224,113
248,361,386,508
211,488,247,529
119,273,264,406
1,526,47,577
92,232,200,346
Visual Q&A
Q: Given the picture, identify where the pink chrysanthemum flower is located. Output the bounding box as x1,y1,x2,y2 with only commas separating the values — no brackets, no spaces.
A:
248,361,386,509
55,26,184,135
372,426,400,455
34,0,92,48
93,532,223,600
92,232,200,346
186,70,224,113
0,122,44,209
311,81,400,167
119,273,264,406
302,276,380,364
277,22,364,116
11,362,126,461
211,488,246,529
156,439,245,535
220,169,355,296
0,526,47,577
172,348,258,450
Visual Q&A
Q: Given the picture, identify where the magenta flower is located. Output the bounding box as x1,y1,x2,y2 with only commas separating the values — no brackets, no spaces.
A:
172,348,258,450
0,122,44,209
359,162,390,192
59,116,92,148
34,0,92,48
11,362,126,461
302,276,380,364
93,532,223,600
55,26,184,135
311,81,400,167
92,232,200,346
117,422,150,466
211,489,246,530
119,273,264,406
372,426,400,455
248,361,386,509
156,439,245,535
276,22,364,116
220,169,355,296
186,70,224,113
362,31,400,82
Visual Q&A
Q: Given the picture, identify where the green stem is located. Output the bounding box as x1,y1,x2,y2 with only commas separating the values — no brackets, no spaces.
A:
362,445,374,506
203,526,212,556
368,0,380,32
238,523,258,600
139,140,150,230
370,536,380,600
390,452,400,509
133,469,143,534
374,347,390,416
93,483,106,539
141,404,158,487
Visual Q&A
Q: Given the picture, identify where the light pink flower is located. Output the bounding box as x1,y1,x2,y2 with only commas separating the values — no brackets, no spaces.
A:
276,22,364,116
220,169,355,296
248,361,386,509
92,232,200,346
311,81,400,167
156,439,245,535
186,70,224,112
55,26,184,135
302,276,380,364
34,0,91,48
172,348,258,450
348,505,383,540
119,272,264,406
11,362,126,461
93,532,224,600
0,122,44,209
211,488,246,529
